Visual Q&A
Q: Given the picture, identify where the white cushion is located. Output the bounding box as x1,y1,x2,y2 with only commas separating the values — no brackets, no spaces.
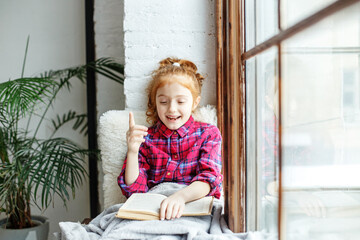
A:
98,105,217,209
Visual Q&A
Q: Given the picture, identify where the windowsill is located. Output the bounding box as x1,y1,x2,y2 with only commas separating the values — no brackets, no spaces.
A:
283,164,360,190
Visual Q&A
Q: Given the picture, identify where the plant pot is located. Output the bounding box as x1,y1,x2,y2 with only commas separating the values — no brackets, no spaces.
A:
0,215,49,240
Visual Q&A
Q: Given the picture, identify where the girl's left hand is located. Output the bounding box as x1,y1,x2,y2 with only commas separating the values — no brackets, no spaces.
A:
159,193,185,220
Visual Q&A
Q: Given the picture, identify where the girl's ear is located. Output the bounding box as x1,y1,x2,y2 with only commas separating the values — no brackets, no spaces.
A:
192,96,201,111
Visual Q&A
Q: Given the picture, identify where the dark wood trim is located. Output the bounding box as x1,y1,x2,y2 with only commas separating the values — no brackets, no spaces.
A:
277,1,283,239
227,0,238,231
277,43,284,240
237,0,247,233
216,0,247,233
242,0,359,61
85,0,99,218
216,0,225,143
216,0,227,221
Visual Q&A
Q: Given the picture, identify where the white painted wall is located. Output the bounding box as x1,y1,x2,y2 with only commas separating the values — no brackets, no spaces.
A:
123,0,217,109
95,0,125,116
94,0,125,211
0,0,89,238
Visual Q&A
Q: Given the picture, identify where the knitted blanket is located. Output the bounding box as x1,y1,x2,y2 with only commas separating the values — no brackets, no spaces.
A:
55,183,267,240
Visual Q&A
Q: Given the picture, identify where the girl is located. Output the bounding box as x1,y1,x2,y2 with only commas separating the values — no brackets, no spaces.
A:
117,57,222,221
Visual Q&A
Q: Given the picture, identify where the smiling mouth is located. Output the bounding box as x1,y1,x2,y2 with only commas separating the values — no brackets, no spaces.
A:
167,116,181,121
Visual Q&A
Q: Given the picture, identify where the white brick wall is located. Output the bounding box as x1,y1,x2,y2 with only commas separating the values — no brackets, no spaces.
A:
124,0,217,110
94,0,216,210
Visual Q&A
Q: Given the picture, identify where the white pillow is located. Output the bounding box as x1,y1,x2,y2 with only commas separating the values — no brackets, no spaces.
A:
98,105,217,209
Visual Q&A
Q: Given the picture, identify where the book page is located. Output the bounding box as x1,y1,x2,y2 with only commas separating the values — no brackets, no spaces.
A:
183,196,214,215
312,191,360,208
120,193,167,215
284,191,360,218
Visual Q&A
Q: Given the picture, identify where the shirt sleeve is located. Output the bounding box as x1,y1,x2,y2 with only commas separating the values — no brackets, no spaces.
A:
117,146,150,198
191,125,223,199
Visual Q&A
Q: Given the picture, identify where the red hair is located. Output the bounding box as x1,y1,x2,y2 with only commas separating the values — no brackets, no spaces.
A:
146,57,205,125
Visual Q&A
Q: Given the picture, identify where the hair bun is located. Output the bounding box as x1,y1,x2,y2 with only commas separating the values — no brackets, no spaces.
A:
178,59,197,73
158,57,180,68
195,73,204,87
158,58,197,73
156,57,204,86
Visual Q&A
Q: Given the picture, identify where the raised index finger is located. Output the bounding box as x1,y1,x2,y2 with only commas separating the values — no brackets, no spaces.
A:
129,112,135,128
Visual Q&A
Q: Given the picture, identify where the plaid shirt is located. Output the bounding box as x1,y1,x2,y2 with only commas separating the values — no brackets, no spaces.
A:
261,110,279,195
118,116,223,199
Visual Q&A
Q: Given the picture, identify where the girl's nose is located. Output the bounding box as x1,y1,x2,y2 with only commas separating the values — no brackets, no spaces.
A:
168,101,176,112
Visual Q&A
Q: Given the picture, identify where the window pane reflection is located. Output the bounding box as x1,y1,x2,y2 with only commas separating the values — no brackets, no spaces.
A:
281,0,336,29
256,0,278,45
245,0,278,49
257,48,279,234
246,47,279,234
281,2,360,239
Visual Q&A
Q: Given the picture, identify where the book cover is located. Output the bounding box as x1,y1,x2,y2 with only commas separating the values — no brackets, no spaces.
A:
116,193,214,220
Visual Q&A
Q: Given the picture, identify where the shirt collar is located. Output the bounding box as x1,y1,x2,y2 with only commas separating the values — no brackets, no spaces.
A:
155,116,194,138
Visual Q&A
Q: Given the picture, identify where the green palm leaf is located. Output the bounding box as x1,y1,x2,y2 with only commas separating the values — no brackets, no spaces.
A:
1,55,124,228
88,57,124,84
51,110,88,136
0,127,10,163
0,78,56,117
18,138,88,208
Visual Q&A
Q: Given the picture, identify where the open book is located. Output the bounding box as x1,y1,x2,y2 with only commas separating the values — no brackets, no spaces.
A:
115,193,214,220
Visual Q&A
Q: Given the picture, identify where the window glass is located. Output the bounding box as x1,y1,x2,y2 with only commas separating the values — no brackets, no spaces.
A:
245,0,278,49
246,56,257,230
281,0,336,29
281,2,360,239
246,47,279,233
255,0,278,45
245,0,256,50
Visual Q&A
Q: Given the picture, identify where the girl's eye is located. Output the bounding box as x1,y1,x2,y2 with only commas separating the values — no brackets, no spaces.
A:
160,101,167,104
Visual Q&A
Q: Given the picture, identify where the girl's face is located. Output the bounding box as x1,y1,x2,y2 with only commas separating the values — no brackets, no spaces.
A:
156,77,200,130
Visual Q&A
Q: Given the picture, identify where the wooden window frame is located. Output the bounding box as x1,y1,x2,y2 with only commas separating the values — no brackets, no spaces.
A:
216,0,246,233
216,0,359,234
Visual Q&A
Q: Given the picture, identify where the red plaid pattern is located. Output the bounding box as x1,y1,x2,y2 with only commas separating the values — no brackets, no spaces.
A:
118,116,223,199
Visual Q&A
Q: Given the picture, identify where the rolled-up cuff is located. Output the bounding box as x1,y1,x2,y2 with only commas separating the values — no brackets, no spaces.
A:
117,169,149,198
191,173,223,199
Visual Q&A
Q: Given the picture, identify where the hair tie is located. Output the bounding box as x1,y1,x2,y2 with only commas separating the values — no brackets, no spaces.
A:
173,62,180,67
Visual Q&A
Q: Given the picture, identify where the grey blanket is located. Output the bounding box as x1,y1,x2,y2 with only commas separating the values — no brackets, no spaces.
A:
56,183,268,240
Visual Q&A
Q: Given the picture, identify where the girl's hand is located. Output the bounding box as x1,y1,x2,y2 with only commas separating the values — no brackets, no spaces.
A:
159,193,186,220
126,112,148,154
291,191,326,218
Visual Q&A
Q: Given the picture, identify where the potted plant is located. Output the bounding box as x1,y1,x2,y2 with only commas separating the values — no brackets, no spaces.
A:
0,50,124,239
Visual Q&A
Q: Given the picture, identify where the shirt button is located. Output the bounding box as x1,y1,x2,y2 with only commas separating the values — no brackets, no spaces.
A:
173,132,177,135
167,172,171,176
174,155,178,159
